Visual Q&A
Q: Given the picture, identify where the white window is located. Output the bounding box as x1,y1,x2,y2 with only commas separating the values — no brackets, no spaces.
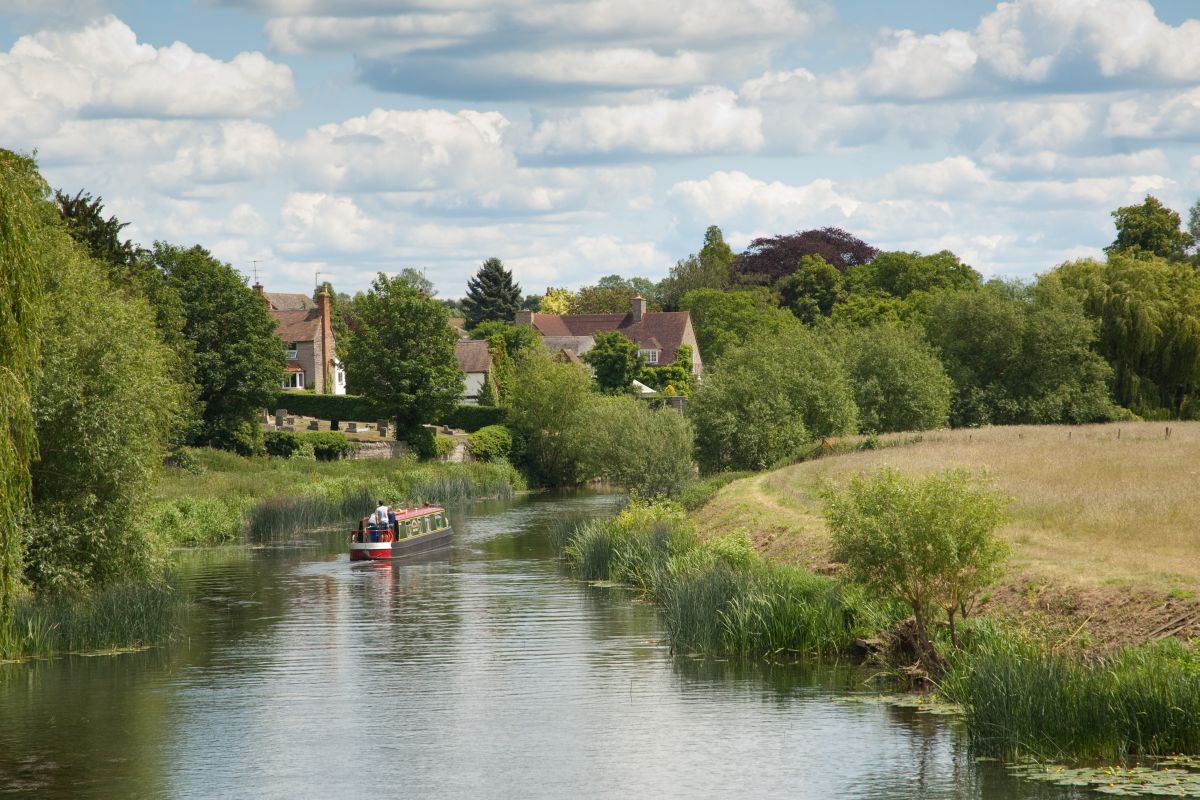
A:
335,364,346,387
286,341,298,359
640,349,659,364
282,371,305,390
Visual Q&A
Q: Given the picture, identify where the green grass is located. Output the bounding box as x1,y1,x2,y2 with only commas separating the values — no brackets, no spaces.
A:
0,579,180,660
940,622,1200,760
151,448,523,545
556,498,893,659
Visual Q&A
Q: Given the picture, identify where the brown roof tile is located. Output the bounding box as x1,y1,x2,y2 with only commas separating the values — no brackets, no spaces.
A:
456,340,492,374
272,309,321,343
264,292,315,312
530,311,693,365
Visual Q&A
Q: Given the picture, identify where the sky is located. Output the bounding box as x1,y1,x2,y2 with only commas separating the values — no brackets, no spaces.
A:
1,0,1199,298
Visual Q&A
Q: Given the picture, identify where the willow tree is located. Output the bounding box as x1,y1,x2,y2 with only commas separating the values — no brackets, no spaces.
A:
1052,253,1200,417
0,150,49,625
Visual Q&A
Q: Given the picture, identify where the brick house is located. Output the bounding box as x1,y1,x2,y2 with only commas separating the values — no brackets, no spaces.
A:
255,283,346,395
515,296,703,376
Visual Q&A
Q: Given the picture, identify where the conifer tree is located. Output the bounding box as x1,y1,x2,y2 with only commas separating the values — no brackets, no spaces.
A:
463,257,521,330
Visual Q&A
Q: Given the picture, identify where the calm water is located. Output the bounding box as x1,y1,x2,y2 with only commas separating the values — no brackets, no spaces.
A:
0,493,1074,799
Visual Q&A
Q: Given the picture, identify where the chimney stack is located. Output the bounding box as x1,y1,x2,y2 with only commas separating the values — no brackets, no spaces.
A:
515,310,534,326
632,295,646,324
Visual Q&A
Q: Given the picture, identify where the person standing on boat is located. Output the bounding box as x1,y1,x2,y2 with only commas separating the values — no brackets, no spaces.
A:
373,500,390,528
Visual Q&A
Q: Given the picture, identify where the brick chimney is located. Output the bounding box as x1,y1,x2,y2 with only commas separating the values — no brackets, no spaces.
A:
515,310,534,326
253,281,266,303
631,295,646,324
317,288,332,394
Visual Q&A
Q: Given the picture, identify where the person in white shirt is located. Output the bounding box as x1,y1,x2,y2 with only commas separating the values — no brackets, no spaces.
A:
374,501,390,527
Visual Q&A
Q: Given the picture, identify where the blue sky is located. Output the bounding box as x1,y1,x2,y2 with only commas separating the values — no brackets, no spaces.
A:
2,0,1198,298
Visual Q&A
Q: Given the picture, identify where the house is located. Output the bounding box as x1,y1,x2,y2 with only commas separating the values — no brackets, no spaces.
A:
455,339,493,404
255,283,346,395
515,296,704,375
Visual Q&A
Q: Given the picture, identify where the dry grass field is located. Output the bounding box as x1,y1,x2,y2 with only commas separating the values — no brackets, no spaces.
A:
698,423,1200,647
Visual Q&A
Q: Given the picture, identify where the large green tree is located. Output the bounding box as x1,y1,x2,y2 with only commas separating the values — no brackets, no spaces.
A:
826,323,952,433
678,287,798,365
463,257,521,329
29,256,182,587
846,250,981,299
582,331,642,393
0,149,49,626
342,273,462,435
1051,253,1200,417
154,243,284,452
779,254,845,324
577,396,694,498
921,280,1114,426
508,349,594,485
687,328,858,472
660,225,735,310
1106,195,1194,261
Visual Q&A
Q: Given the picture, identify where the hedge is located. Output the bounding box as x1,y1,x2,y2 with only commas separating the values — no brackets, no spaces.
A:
439,404,507,432
263,430,356,461
269,392,383,423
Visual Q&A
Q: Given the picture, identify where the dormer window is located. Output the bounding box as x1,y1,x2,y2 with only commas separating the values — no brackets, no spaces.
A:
639,348,659,364
286,342,298,359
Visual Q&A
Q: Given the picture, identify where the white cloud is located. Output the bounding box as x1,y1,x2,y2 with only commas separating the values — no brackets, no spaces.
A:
279,193,392,255
837,29,977,101
982,149,1169,179
0,16,296,133
525,87,762,157
1106,88,1200,140
149,121,285,187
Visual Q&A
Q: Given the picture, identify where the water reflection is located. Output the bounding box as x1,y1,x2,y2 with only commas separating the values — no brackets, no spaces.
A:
1,491,1074,799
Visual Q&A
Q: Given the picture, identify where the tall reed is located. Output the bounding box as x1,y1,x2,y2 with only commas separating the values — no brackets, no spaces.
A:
941,622,1200,759
1,578,180,659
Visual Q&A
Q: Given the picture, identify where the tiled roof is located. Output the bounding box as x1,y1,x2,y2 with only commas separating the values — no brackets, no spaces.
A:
455,340,492,374
265,292,315,312
529,311,692,365
272,309,321,343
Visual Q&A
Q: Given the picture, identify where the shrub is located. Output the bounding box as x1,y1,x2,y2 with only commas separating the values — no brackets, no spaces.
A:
299,431,355,461
403,425,436,459
440,404,508,432
578,396,695,498
264,430,303,458
824,467,1008,668
434,435,456,459
468,425,513,462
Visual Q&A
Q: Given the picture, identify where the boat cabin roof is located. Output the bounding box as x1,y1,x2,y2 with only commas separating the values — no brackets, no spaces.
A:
388,505,444,522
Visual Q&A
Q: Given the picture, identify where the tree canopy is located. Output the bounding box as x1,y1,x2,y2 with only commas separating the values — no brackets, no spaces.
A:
687,328,858,472
463,257,521,329
1106,195,1194,261
155,243,284,453
735,227,878,284
342,273,463,434
846,250,981,299
660,225,735,310
779,254,845,324
582,331,642,393
679,287,798,365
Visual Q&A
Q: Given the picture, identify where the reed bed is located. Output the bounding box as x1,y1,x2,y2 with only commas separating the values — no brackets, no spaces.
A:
0,579,179,659
941,623,1200,760
557,499,888,659
152,450,522,545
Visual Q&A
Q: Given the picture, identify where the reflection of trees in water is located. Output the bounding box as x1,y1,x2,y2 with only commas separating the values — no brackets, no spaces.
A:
0,653,174,797
671,655,865,705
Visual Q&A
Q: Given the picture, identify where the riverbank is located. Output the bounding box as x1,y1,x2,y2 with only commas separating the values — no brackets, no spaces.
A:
680,422,1200,760
2,450,524,661
698,422,1200,649
150,447,523,546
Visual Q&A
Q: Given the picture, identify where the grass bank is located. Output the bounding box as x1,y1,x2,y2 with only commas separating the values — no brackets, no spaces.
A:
149,447,523,545
688,422,1200,760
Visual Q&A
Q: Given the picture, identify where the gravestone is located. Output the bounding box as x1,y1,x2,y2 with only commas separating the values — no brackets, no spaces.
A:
376,420,389,439
275,409,286,428
307,420,320,431
347,422,359,433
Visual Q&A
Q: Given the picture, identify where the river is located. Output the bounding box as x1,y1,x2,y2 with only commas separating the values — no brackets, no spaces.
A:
0,492,1076,799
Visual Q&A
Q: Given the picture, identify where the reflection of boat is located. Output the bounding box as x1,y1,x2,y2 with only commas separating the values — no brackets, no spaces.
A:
349,506,451,562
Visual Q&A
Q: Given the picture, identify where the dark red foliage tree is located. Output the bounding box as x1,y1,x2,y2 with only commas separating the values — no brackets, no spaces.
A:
734,227,878,283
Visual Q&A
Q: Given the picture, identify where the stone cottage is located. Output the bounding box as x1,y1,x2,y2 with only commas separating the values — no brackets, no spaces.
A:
455,339,493,403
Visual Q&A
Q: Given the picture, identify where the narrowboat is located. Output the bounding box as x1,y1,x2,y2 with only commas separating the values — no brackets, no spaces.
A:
349,505,452,562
